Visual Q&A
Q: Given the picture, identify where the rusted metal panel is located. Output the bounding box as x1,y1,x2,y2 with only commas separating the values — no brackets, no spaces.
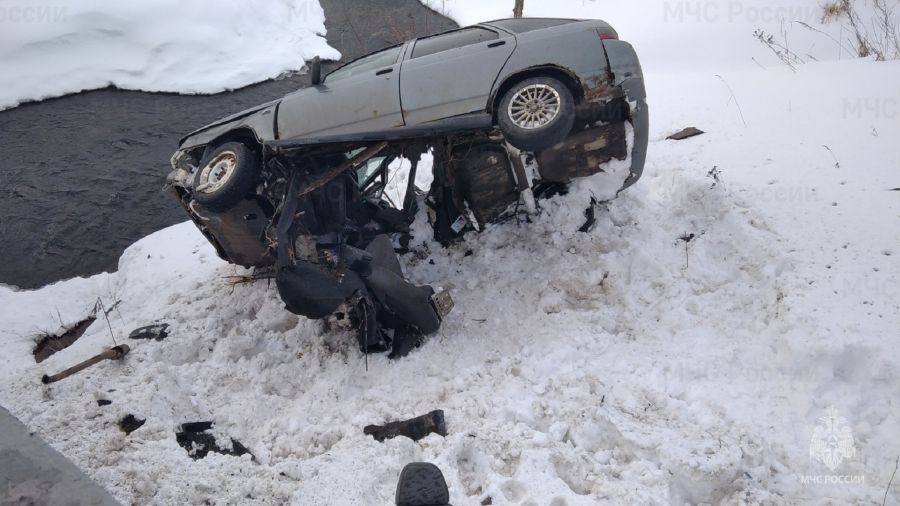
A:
535,121,628,183
190,198,275,268
583,74,612,102
449,143,518,225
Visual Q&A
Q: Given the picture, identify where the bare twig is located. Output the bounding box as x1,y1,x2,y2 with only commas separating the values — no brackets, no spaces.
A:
823,145,841,168
796,20,856,57
714,75,748,127
753,29,804,71
885,456,899,506
93,298,118,346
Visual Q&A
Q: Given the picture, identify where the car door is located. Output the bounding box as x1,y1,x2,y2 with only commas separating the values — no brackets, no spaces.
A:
399,27,516,126
277,44,406,139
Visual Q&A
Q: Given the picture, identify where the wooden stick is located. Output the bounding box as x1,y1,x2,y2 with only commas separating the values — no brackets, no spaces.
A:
41,345,130,384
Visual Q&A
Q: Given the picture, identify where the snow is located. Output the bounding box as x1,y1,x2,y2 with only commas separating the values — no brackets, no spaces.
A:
423,0,886,69
2,0,900,505
0,0,340,111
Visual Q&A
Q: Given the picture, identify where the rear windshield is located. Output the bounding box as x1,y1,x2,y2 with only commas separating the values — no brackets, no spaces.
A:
488,18,576,34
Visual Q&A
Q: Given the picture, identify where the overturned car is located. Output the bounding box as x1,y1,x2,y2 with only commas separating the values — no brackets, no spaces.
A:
167,18,648,356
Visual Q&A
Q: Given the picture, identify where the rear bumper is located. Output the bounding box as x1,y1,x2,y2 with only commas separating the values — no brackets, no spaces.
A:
602,40,648,189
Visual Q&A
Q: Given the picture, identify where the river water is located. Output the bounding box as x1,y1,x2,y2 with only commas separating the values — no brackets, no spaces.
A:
0,0,455,289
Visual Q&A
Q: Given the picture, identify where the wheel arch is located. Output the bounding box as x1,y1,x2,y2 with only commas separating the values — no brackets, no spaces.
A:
490,65,583,123
204,127,264,158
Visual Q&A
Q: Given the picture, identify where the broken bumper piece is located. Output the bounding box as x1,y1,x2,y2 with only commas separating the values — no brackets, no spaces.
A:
430,290,454,321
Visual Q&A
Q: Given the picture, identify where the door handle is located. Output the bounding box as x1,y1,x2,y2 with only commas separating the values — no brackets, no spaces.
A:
376,68,393,76
488,40,506,48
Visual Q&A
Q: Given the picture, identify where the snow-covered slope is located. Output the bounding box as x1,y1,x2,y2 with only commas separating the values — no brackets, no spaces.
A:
423,0,887,68
2,1,899,504
2,57,898,504
0,0,340,110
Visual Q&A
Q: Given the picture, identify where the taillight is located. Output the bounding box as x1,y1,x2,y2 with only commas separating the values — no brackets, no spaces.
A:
597,28,618,40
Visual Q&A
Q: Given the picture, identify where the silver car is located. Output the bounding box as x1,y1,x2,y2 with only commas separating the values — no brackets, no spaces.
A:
167,18,647,356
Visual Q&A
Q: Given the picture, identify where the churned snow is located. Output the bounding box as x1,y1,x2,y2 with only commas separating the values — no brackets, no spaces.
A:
0,0,340,110
1,0,900,505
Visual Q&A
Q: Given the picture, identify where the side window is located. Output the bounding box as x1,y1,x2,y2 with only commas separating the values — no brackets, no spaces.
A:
326,45,403,82
411,27,499,59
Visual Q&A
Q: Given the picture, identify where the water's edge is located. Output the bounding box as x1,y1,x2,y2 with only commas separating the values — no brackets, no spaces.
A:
0,0,455,289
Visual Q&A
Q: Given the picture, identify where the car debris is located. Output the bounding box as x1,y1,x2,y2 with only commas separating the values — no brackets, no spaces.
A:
578,196,601,233
667,126,705,140
175,421,253,460
118,414,146,435
166,18,648,355
32,315,96,363
33,298,121,363
128,323,170,341
364,409,447,442
41,345,130,384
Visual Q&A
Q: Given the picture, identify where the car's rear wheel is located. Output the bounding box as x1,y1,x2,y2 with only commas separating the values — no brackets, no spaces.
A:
192,142,260,212
498,76,575,152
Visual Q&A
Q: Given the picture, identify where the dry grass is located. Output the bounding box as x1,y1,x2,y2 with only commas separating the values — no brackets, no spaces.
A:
756,0,899,66
820,0,900,60
821,1,851,23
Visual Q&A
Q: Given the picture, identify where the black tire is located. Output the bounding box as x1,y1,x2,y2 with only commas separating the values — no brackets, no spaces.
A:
498,76,576,152
395,462,450,506
192,142,260,212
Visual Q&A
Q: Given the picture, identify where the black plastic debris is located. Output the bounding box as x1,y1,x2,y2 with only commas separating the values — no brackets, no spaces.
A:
678,233,697,244
667,127,705,140
579,197,600,233
128,324,169,341
365,410,447,443
119,414,145,435
388,326,427,360
97,399,112,406
175,421,252,460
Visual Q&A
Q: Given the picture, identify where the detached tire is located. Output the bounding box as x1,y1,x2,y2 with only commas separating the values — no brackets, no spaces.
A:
498,76,575,152
192,142,260,212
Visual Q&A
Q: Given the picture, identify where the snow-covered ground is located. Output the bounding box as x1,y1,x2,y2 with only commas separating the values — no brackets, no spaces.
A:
2,1,900,505
0,0,340,110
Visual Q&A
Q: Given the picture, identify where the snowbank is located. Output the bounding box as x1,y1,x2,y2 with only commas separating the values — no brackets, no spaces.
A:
0,0,340,110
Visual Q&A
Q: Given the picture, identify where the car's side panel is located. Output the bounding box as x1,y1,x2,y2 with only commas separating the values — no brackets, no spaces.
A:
277,46,407,140
399,29,515,126
489,20,611,110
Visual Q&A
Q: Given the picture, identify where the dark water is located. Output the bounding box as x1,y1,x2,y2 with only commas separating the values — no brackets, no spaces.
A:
0,0,455,289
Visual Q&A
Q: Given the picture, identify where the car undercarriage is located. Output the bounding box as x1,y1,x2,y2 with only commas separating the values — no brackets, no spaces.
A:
165,18,648,356
166,91,639,356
